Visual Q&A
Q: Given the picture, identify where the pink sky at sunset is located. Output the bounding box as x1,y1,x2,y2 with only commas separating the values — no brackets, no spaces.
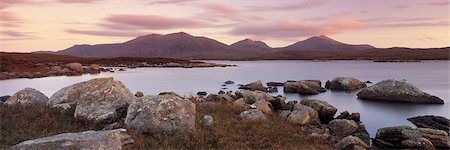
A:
0,0,449,52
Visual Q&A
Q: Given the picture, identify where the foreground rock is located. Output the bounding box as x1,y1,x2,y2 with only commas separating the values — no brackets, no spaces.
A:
11,129,133,150
336,111,361,123
200,115,214,128
238,80,268,92
284,80,326,95
5,88,48,106
335,135,369,150
329,119,359,141
373,126,450,149
48,78,135,124
325,77,366,91
300,99,337,123
357,79,444,104
287,104,320,125
408,115,450,132
239,109,267,122
125,94,196,134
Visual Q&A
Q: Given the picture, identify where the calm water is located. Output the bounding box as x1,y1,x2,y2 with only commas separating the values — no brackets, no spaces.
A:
0,60,449,136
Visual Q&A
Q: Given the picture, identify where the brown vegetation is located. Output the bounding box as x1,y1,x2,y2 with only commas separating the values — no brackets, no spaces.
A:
0,102,332,149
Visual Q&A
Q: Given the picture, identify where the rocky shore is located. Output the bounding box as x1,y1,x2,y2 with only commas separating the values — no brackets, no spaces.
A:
0,77,447,149
0,52,233,80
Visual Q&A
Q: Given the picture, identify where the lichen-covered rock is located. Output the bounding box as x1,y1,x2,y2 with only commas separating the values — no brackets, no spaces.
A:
373,126,423,148
335,136,369,150
400,138,435,150
336,111,361,123
11,129,133,150
300,99,337,123
238,109,267,122
329,119,359,140
71,78,135,124
269,96,286,110
353,124,371,146
278,110,291,120
89,64,100,71
357,79,444,104
285,101,297,111
232,98,248,109
47,82,86,110
253,101,273,115
287,104,320,125
283,80,326,95
200,115,214,128
408,115,449,132
418,128,450,148
237,90,273,104
325,77,366,91
125,94,196,134
238,80,268,92
205,94,235,102
65,62,83,72
5,88,48,106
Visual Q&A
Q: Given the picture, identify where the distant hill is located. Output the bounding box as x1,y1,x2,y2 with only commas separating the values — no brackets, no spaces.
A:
34,32,449,60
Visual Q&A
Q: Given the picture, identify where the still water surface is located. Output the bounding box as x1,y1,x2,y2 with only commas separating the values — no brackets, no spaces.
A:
1,60,449,136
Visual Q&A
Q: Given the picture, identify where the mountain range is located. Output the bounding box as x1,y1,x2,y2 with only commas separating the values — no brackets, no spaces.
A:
35,32,449,60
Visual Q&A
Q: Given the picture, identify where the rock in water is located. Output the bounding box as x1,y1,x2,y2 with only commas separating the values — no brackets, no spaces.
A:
328,119,359,140
238,109,267,122
5,88,48,106
224,80,235,84
135,91,144,97
300,99,337,123
70,78,135,124
407,115,450,132
125,94,196,134
283,80,326,95
89,64,100,71
418,128,450,148
325,77,366,91
65,62,83,72
238,80,268,92
373,126,424,149
11,129,133,150
266,82,284,86
357,79,444,104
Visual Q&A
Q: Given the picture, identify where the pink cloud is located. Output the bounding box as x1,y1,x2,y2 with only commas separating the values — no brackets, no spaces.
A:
147,0,197,5
1,30,27,37
0,11,24,27
229,16,368,39
197,3,237,14
247,0,327,11
66,29,150,37
57,0,101,3
105,14,207,29
393,4,409,9
425,1,450,6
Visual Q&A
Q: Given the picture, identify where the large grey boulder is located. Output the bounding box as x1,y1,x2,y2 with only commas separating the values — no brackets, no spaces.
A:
11,129,133,150
325,77,366,91
335,135,369,150
329,119,359,142
283,80,326,95
65,62,83,72
236,90,273,104
238,80,268,92
238,109,267,122
253,101,273,115
70,78,135,124
125,94,196,134
408,115,449,132
287,104,320,125
300,99,337,123
357,79,444,104
5,88,48,106
47,82,86,110
373,126,424,149
269,96,286,110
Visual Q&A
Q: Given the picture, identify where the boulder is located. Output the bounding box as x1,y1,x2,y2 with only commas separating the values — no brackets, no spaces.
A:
0,95,11,102
48,82,86,110
418,128,450,148
135,91,144,97
218,90,225,94
200,115,214,128
65,62,83,72
224,80,235,84
159,92,182,98
266,82,284,86
329,119,359,140
325,77,366,91
232,98,248,109
335,136,369,150
283,80,326,95
285,101,297,111
278,110,291,120
125,94,196,134
357,79,444,104
205,94,235,102
353,124,371,146
238,80,268,92
70,78,135,124
11,129,133,150
269,96,286,110
238,109,267,122
237,90,273,104
373,126,423,148
287,104,320,125
5,88,48,106
400,138,435,150
253,101,273,115
197,91,207,96
268,87,278,93
336,111,361,123
300,99,337,123
408,115,449,132
89,64,101,71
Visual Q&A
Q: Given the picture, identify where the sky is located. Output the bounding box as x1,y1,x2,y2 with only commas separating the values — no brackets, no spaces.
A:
0,0,449,52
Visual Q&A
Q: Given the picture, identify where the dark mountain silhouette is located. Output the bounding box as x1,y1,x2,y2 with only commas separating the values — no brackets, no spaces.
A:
35,32,449,60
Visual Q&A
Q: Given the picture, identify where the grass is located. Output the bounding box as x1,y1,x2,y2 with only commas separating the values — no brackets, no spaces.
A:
0,102,332,149
0,66,7,72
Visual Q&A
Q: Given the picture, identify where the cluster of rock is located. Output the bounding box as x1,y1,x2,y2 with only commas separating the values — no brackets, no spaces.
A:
0,62,108,80
373,126,450,149
102,61,232,68
3,77,197,149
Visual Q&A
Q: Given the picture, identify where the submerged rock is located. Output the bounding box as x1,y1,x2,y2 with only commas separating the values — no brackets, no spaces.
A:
408,115,450,132
5,88,48,106
325,77,366,91
284,80,326,95
11,129,133,150
125,94,196,134
357,79,444,104
238,80,268,92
